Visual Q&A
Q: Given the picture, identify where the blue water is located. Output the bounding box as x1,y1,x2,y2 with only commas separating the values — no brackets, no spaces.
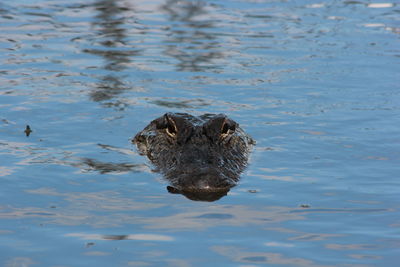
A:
1,0,399,266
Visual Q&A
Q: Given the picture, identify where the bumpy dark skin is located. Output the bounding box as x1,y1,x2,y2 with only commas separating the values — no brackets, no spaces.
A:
133,113,254,201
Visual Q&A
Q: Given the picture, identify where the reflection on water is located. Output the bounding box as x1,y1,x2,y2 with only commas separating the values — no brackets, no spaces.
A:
213,246,328,267
161,0,223,72
85,0,139,103
151,98,210,109
83,0,226,105
89,75,131,102
0,138,145,174
80,158,142,174
0,189,303,228
167,185,229,202
67,233,174,241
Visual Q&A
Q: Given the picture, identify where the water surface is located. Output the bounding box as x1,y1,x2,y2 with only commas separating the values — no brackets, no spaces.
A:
0,0,399,266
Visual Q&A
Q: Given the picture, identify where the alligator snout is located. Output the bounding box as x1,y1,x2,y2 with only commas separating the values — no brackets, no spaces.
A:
170,167,236,191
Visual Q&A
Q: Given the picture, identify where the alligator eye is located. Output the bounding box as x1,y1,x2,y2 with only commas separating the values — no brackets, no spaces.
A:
166,123,177,137
165,115,178,138
221,119,236,137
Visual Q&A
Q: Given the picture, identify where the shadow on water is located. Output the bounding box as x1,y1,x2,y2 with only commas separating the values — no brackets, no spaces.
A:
160,0,223,72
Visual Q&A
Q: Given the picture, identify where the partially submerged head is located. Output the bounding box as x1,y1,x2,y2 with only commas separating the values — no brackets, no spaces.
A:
133,113,254,201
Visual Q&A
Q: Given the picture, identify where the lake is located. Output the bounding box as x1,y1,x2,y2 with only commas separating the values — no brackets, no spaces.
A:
0,0,399,266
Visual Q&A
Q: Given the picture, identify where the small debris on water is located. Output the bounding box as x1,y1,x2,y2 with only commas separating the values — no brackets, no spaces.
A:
24,125,32,137
86,242,95,248
300,204,311,208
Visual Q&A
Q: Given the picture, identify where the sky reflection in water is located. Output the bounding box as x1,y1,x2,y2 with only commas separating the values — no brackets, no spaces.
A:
0,0,399,266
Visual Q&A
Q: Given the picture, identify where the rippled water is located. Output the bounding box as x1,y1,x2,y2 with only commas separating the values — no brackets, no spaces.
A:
1,0,399,266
